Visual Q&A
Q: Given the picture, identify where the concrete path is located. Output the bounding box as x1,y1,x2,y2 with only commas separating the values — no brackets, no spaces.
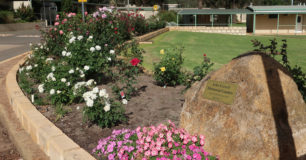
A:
0,56,48,160
0,29,40,62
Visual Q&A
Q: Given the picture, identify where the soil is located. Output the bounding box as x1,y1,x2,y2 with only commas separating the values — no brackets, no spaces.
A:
36,74,186,158
0,122,21,160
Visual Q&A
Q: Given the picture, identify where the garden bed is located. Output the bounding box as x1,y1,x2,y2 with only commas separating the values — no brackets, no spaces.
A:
34,74,185,158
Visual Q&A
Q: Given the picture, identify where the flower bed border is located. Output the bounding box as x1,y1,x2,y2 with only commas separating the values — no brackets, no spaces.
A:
5,28,170,160
6,52,96,160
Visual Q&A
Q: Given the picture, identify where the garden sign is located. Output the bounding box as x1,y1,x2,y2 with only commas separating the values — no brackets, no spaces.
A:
203,80,238,105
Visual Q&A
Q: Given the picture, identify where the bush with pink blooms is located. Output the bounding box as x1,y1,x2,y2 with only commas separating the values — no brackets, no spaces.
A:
93,121,217,160
17,7,161,127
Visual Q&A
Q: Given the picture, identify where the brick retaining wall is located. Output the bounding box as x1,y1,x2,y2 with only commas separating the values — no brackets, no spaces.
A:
169,26,246,35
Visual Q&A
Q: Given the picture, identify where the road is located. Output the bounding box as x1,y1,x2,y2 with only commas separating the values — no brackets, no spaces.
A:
0,29,41,159
0,29,41,62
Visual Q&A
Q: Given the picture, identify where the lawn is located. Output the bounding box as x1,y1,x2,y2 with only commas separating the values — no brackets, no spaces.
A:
140,31,306,72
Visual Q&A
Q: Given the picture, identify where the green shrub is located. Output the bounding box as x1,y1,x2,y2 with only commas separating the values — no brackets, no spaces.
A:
157,10,177,22
153,47,186,86
185,54,214,89
15,3,35,22
0,11,14,24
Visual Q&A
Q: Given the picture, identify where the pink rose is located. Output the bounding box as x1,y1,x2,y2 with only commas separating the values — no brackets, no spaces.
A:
59,30,63,35
54,22,59,26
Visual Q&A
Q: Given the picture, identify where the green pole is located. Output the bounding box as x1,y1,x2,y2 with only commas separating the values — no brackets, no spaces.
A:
195,14,197,26
230,14,232,27
277,14,279,34
177,14,179,26
253,14,256,34
212,14,214,27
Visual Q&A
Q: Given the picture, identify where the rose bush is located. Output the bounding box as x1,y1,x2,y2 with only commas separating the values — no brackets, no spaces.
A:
17,7,163,127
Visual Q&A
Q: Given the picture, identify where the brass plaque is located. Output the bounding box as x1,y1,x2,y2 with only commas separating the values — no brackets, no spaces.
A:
203,80,238,105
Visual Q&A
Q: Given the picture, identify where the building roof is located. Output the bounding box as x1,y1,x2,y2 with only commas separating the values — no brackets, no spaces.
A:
178,5,306,15
247,5,306,13
178,9,252,15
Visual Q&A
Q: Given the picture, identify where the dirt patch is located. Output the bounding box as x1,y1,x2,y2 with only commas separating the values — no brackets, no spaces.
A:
36,74,185,158
0,122,21,160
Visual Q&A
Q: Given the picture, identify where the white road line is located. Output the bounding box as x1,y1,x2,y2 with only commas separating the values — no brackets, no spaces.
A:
16,35,40,38
0,34,14,37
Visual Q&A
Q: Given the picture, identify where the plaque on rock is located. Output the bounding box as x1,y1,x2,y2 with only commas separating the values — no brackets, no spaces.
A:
203,80,238,105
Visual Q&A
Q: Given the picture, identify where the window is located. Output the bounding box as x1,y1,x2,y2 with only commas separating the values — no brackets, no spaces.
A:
269,14,278,19
297,16,301,23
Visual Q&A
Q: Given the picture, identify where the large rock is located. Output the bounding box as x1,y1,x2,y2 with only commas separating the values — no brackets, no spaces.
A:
180,52,306,160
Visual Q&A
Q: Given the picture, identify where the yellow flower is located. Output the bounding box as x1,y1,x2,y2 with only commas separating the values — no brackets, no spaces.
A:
160,67,166,72
160,49,164,55
172,58,175,60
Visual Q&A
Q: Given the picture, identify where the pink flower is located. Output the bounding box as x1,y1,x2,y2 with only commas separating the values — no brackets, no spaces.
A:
144,150,150,157
192,136,197,142
151,149,158,156
146,136,151,142
85,11,88,16
54,28,57,31
168,142,173,148
59,30,63,35
102,14,107,19
54,22,59,26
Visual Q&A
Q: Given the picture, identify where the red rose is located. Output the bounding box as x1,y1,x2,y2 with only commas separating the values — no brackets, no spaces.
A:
114,27,118,30
203,54,207,57
115,31,118,34
130,58,140,66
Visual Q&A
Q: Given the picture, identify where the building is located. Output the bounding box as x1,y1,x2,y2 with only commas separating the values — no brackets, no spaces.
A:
247,5,306,34
176,5,306,35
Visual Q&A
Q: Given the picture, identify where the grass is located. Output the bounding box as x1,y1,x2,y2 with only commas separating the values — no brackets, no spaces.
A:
140,31,306,72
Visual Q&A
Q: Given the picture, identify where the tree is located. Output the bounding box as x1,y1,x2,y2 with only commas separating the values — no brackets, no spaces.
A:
61,0,73,12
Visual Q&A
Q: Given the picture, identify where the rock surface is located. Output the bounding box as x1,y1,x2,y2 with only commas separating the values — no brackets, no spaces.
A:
180,52,306,160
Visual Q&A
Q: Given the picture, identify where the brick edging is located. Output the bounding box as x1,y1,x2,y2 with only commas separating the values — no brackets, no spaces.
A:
5,53,96,160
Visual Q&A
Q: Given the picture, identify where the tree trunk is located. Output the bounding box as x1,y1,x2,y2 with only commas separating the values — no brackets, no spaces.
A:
198,0,203,9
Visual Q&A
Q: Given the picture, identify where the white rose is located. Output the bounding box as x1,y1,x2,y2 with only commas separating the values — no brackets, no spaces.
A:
26,65,32,70
77,35,83,40
99,89,107,97
38,84,44,93
90,47,95,52
93,87,99,94
84,65,90,71
109,50,115,54
57,90,62,94
95,45,101,51
50,89,55,95
61,78,67,82
51,66,55,71
69,69,74,74
107,57,111,61
66,52,71,57
103,103,110,112
66,82,71,86
86,99,94,107
122,99,128,105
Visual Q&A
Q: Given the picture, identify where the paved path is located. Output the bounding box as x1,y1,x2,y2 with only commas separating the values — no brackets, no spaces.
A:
0,56,48,159
0,30,40,62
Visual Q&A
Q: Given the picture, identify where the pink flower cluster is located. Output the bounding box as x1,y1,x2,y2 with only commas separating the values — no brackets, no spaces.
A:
93,120,217,160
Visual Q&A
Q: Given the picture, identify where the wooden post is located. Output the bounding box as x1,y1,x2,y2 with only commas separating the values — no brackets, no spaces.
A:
195,14,197,26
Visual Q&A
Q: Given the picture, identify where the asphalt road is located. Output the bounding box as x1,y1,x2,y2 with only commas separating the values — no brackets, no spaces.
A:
0,29,41,62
